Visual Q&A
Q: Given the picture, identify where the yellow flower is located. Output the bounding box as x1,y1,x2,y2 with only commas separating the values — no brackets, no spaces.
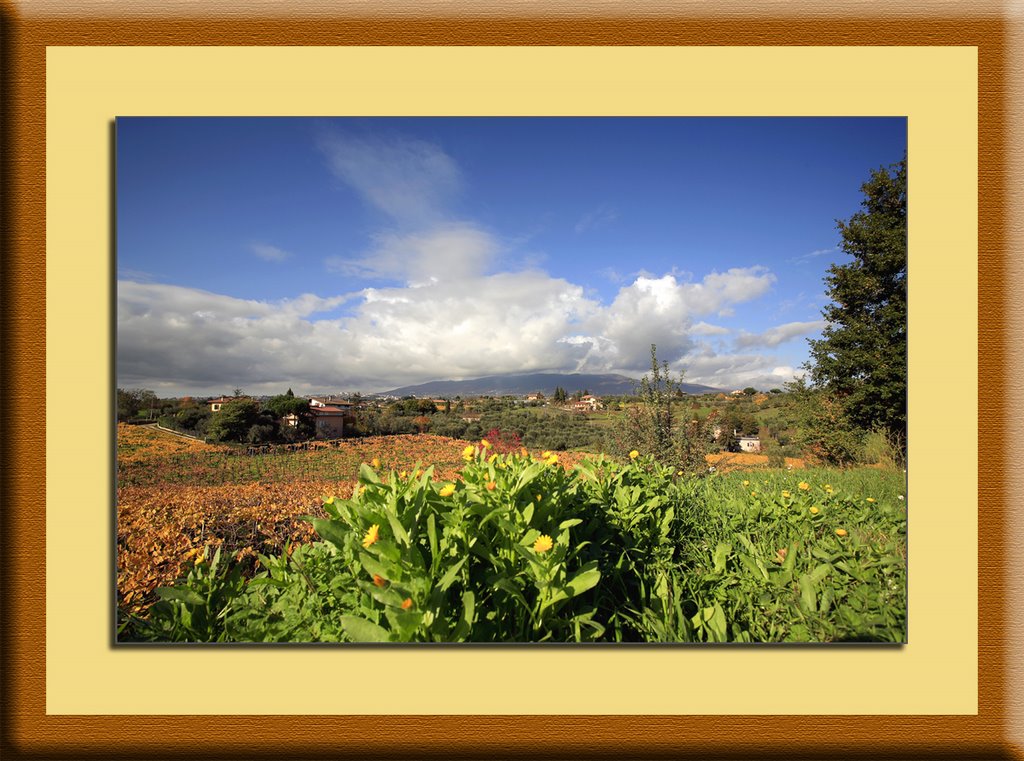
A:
462,445,475,461
809,506,819,515
866,498,876,503
486,481,497,491
371,457,380,469
401,598,413,610
488,453,498,464
372,574,386,588
751,491,757,497
835,528,847,537
400,470,407,479
546,454,559,466
798,481,810,491
362,524,380,549
629,450,640,460
824,484,834,493
533,534,554,553
439,483,456,497
536,494,542,502
781,490,792,499
542,450,552,459
742,480,750,487
480,439,491,449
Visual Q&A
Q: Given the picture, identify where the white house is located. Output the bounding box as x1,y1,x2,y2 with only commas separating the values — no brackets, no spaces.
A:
737,436,761,453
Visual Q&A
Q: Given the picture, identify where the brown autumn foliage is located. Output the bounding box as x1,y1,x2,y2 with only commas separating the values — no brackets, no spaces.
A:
116,425,590,615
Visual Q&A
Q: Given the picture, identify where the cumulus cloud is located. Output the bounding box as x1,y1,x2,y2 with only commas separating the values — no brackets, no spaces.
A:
249,242,291,262
317,131,461,225
734,320,827,349
116,264,789,395
117,274,600,395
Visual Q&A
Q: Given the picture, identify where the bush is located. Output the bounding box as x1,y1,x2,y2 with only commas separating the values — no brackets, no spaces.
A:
610,345,715,474
859,428,905,469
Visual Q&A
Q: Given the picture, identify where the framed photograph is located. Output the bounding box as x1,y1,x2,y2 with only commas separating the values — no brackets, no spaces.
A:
5,1,1018,757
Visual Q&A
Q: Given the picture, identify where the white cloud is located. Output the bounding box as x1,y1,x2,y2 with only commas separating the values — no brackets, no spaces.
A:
117,274,599,395
249,242,291,262
788,246,838,264
669,345,802,391
318,131,461,225
686,267,776,313
690,321,731,336
324,223,498,286
734,320,827,349
116,263,787,395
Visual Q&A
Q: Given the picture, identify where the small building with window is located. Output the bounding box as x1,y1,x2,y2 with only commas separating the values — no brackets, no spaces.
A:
737,436,761,453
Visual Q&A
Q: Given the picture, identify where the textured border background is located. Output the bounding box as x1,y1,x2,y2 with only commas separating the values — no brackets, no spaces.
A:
3,1,1021,758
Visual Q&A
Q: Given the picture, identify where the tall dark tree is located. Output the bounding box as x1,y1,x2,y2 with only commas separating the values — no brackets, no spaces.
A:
807,156,907,442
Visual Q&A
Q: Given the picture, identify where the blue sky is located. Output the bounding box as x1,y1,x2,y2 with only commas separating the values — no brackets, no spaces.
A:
116,117,906,396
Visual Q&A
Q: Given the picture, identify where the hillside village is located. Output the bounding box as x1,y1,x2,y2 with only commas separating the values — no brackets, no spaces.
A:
118,382,775,456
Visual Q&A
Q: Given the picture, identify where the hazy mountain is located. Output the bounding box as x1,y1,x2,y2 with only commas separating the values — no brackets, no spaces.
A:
379,373,724,398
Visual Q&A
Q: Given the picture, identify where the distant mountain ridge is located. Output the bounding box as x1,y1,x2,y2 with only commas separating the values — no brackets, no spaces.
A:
378,372,724,398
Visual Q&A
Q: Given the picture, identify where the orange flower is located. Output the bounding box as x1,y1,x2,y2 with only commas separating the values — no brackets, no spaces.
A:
362,524,380,549
372,574,386,588
835,528,847,537
371,457,380,469
798,482,810,491
401,598,413,610
486,481,497,491
533,534,554,553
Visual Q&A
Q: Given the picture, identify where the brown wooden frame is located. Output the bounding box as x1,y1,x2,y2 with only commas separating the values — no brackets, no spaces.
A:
2,1,1018,758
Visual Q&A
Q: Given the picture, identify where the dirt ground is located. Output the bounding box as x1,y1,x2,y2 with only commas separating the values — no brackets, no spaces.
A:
705,451,806,471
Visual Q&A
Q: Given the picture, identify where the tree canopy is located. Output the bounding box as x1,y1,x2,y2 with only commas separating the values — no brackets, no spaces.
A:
807,156,907,442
